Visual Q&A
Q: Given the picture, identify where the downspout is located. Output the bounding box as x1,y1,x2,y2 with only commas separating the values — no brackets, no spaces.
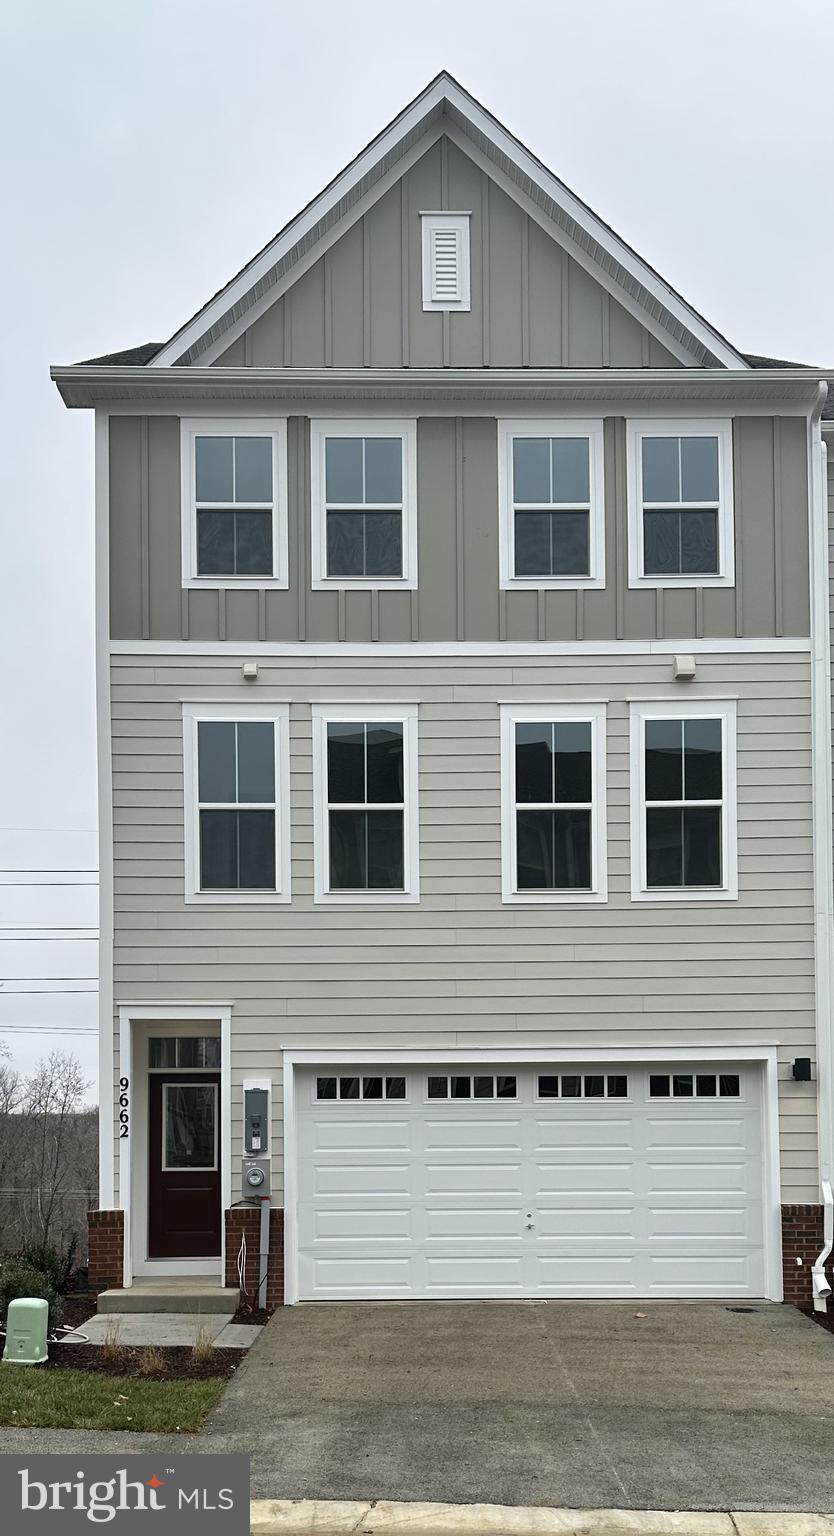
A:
809,386,833,1308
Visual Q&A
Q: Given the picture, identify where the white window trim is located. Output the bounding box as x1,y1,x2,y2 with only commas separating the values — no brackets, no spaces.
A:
182,701,291,905
420,212,471,311
161,1080,219,1173
309,418,418,591
625,417,735,589
500,701,608,905
311,702,419,905
180,417,289,589
629,696,738,903
497,419,606,590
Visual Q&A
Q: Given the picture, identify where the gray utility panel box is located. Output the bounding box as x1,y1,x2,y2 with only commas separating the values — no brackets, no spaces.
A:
242,1158,271,1199
243,1086,269,1155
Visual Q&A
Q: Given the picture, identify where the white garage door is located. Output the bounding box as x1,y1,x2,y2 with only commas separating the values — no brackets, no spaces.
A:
295,1064,766,1300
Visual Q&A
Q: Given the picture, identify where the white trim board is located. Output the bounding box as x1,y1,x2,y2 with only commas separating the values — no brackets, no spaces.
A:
95,409,114,1207
117,1004,232,1287
281,1044,782,1306
110,637,812,659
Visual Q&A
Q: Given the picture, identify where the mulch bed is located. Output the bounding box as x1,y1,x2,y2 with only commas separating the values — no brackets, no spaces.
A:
46,1344,240,1381
806,1307,834,1337
60,1295,97,1332
230,1308,269,1326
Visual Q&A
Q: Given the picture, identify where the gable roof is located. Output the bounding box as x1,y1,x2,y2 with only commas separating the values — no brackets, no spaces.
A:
148,72,749,372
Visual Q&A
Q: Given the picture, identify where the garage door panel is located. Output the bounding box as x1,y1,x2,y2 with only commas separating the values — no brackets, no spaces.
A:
309,1161,412,1196
295,1064,767,1301
425,1206,524,1239
647,1160,756,1195
299,1118,412,1154
536,1206,636,1238
424,1162,524,1194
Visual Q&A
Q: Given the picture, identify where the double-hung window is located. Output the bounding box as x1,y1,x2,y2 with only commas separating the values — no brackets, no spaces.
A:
497,420,605,589
183,703,290,903
500,703,607,903
180,419,288,587
630,699,737,901
626,419,734,587
310,419,418,589
312,704,419,903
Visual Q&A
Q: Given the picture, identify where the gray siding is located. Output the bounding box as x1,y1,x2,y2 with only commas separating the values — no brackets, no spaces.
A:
213,139,682,372
108,648,817,1203
109,414,810,646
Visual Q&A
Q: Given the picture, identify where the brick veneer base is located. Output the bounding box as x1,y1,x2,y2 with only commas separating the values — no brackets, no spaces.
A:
782,1204,828,1308
224,1205,284,1310
87,1209,124,1291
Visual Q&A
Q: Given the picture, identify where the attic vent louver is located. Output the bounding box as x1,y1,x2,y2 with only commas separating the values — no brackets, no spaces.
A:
421,213,471,312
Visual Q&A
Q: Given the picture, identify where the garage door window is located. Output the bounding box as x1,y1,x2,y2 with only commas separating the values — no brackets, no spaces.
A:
316,1075,407,1101
649,1072,740,1098
426,1075,517,1100
630,699,737,902
537,1073,628,1099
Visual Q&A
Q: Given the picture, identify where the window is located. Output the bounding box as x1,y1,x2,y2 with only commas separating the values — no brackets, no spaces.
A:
537,1074,628,1099
649,1073,740,1098
316,1076,406,1101
310,419,417,589
312,704,419,903
180,419,288,588
498,420,606,589
626,418,734,587
149,1037,221,1069
162,1083,218,1170
421,213,471,311
500,704,607,903
426,1075,517,1100
630,699,737,902
183,703,290,904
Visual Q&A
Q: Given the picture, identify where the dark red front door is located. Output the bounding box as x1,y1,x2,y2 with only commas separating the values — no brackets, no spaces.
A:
148,1073,221,1258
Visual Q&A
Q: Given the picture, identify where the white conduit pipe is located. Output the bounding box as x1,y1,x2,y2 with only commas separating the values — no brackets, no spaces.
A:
812,1180,833,1311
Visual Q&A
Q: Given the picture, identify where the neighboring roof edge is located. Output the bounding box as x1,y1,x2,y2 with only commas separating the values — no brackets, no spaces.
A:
78,342,164,366
150,71,750,373
743,351,819,369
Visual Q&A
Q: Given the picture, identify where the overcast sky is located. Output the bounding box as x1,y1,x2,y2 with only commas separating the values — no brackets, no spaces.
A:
1,0,833,1086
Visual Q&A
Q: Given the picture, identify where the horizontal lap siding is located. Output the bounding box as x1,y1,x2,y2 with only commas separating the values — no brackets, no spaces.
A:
110,649,816,1202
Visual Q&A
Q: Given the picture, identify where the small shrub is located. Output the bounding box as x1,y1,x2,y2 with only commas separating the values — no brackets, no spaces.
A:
101,1316,124,1362
137,1345,165,1376
190,1322,215,1364
0,1259,63,1335
21,1238,77,1296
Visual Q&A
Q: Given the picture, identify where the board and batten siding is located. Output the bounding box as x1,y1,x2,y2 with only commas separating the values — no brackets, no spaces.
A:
108,648,816,1204
212,138,682,373
108,414,810,647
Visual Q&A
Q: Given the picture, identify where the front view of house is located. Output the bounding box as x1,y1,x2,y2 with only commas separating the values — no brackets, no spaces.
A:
54,73,833,1310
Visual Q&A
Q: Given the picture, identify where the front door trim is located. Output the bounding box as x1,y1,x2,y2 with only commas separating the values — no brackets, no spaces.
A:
282,1044,781,1306
118,1004,232,1287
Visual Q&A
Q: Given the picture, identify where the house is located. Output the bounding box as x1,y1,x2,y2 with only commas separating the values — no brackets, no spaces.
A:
52,72,834,1310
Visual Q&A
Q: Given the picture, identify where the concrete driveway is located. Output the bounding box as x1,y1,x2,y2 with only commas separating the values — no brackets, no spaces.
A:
202,1301,834,1510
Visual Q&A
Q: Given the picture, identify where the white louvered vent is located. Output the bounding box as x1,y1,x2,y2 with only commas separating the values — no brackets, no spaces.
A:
421,213,471,312
431,225,462,303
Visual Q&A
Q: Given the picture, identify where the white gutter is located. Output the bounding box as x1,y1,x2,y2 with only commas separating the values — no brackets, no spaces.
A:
809,385,834,1308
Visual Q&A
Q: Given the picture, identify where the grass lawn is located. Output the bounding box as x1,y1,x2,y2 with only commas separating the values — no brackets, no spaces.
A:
0,1365,225,1431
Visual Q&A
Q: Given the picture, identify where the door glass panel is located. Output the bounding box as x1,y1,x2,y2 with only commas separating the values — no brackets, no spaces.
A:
164,1084,216,1169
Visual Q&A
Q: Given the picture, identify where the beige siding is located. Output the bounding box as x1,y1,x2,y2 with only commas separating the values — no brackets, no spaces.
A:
109,648,817,1203
108,414,810,647
213,140,682,373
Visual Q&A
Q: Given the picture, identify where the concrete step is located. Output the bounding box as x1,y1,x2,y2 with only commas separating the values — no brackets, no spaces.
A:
97,1284,239,1315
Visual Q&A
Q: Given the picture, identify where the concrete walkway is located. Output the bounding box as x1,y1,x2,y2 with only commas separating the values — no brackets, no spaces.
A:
63,1312,260,1348
201,1301,834,1509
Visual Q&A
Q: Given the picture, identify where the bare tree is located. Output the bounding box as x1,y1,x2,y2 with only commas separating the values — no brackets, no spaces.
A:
0,1050,96,1260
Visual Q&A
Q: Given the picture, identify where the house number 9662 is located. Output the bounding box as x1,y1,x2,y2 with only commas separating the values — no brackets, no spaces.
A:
118,1076,129,1139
